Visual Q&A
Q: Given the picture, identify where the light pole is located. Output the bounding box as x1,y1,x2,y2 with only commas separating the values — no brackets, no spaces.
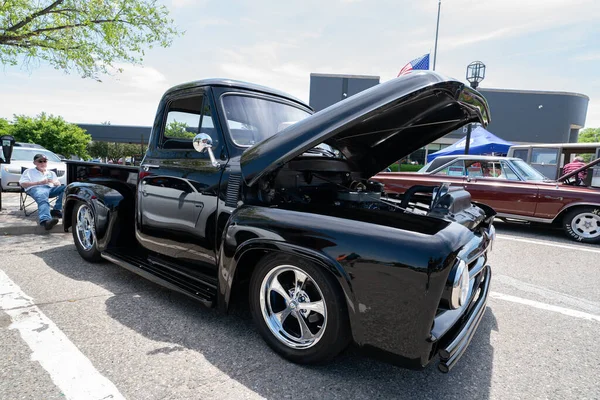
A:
433,0,441,71
464,61,486,154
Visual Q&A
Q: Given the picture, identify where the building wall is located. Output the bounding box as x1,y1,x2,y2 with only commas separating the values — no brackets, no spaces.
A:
309,73,380,112
77,124,151,144
476,88,589,144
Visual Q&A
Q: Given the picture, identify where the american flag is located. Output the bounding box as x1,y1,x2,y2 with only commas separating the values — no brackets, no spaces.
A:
397,53,430,77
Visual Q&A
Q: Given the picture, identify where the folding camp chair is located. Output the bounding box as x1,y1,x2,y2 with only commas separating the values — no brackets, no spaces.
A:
19,167,58,217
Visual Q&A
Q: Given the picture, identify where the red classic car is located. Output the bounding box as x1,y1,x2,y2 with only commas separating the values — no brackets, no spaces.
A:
373,155,600,244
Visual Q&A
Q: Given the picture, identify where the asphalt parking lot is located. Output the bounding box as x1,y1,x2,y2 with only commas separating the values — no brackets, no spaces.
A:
1,193,599,400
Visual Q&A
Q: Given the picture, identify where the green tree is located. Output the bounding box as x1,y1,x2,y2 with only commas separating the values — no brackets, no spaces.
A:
0,118,9,136
578,127,600,143
88,141,144,162
107,142,126,161
0,0,181,79
10,112,90,157
165,120,195,139
123,142,143,157
87,140,109,160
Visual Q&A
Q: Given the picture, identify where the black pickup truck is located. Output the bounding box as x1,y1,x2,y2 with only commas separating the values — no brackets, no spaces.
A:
63,71,496,372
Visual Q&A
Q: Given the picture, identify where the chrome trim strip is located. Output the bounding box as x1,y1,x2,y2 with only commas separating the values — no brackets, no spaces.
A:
496,212,553,223
469,256,486,279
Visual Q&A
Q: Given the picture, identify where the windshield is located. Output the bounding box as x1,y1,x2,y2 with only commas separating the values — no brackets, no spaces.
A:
221,94,311,147
510,159,548,181
11,148,61,162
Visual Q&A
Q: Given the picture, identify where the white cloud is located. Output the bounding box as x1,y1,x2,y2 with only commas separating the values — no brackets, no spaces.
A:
108,64,169,93
1,0,598,129
171,0,209,8
575,53,600,61
197,17,231,27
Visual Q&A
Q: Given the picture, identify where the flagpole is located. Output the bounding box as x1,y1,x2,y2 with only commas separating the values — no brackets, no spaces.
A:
433,0,441,71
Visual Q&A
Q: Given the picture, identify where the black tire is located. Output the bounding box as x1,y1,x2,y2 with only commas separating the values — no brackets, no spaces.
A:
71,201,103,262
562,206,600,244
249,253,351,364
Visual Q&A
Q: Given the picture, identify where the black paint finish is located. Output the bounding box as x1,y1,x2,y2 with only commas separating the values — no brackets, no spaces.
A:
63,72,495,372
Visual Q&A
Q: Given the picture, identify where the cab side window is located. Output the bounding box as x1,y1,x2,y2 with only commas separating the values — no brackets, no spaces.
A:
435,160,465,176
500,161,520,181
466,161,483,177
162,95,217,151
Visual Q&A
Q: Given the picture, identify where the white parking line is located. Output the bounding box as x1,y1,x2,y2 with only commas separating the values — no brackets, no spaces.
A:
490,291,600,323
0,270,125,400
494,274,600,314
496,235,600,254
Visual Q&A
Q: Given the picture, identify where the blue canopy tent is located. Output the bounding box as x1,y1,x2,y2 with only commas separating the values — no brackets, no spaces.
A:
426,126,514,163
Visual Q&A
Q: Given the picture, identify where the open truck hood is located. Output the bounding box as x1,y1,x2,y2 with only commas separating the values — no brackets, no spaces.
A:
240,71,491,186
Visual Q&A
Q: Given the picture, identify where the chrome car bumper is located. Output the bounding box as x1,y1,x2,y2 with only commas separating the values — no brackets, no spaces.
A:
437,264,491,373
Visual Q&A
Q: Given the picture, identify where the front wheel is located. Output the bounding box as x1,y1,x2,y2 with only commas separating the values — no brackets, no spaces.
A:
72,201,103,262
249,253,351,364
562,206,600,244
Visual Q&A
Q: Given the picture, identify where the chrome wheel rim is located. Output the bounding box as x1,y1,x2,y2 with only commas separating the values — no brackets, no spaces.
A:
76,205,95,251
260,265,327,349
571,212,600,239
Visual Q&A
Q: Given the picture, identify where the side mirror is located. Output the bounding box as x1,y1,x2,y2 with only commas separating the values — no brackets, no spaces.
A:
0,135,15,164
193,133,219,168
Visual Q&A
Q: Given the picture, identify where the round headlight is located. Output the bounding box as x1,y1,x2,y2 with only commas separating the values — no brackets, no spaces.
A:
451,260,470,309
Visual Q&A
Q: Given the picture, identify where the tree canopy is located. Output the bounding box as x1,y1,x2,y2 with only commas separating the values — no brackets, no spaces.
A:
578,127,600,143
0,118,9,136
88,141,142,161
8,112,91,157
0,0,181,79
165,120,195,139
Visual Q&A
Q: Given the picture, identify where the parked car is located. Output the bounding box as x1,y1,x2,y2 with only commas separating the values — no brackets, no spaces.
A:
507,142,600,183
11,142,47,149
62,72,496,372
0,146,67,191
373,154,600,243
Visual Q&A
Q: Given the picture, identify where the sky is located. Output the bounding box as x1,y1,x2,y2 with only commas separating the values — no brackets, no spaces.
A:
1,0,599,131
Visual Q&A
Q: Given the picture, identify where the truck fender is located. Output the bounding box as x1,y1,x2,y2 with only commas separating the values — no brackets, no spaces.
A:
63,182,128,250
218,235,359,338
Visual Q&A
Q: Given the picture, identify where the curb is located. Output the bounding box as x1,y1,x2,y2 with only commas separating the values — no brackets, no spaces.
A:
1,223,67,236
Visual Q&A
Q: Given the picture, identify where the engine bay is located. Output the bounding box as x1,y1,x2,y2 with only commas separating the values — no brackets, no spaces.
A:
247,157,485,226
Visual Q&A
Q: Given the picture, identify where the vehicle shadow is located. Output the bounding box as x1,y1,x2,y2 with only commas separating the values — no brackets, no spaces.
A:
37,245,497,400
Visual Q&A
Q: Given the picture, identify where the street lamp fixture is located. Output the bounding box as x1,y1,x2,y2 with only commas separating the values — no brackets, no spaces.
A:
464,61,486,154
466,61,486,90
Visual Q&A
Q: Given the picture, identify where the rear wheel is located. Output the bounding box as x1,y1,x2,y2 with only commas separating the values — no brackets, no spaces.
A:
562,206,600,244
72,201,103,262
249,253,351,364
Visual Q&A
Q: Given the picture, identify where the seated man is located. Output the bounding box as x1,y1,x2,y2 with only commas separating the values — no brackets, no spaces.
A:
19,153,66,230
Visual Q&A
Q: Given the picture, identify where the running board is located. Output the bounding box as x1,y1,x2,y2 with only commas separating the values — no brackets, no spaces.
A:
101,249,216,308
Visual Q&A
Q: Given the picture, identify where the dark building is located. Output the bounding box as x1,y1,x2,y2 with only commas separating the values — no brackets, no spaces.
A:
476,88,589,144
309,73,380,111
308,74,589,165
76,124,151,144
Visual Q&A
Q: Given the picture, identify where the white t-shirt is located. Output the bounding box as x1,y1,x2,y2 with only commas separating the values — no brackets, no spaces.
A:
19,168,58,191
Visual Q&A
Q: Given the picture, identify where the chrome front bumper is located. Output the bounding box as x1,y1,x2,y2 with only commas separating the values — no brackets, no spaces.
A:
437,264,491,373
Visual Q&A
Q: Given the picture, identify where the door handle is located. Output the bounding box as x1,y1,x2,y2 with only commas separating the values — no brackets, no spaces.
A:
141,190,148,196
142,164,159,172
544,195,563,201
